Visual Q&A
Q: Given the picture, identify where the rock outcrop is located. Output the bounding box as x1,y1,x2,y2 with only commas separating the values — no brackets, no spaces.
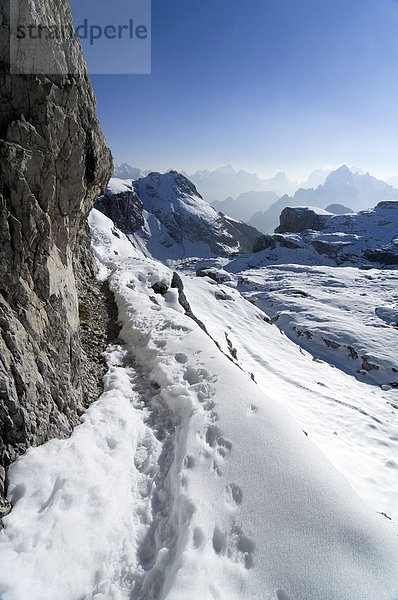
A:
0,0,112,518
325,203,354,215
252,201,398,267
275,206,329,233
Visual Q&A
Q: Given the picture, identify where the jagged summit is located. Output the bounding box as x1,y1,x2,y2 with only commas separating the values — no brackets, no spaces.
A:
96,170,262,260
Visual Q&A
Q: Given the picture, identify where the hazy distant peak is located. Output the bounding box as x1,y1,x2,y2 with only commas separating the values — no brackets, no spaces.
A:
386,175,398,189
299,168,331,189
113,163,146,180
215,164,236,175
273,171,290,181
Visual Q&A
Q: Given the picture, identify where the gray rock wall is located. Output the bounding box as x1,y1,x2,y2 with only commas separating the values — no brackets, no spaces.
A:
0,0,113,517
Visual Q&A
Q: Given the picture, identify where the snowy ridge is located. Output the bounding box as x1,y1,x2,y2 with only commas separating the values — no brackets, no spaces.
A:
98,171,262,261
0,210,397,600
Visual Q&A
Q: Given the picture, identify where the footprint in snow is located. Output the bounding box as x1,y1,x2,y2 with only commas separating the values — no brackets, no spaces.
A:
276,590,293,600
212,460,223,477
183,455,195,470
175,352,188,364
193,527,205,549
212,524,255,569
106,437,117,450
202,399,216,412
204,425,232,456
184,366,209,385
224,483,243,506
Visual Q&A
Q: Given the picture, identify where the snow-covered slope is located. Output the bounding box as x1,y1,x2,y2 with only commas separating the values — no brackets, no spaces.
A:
97,171,262,261
182,265,398,520
107,177,135,194
251,200,398,266
0,210,397,600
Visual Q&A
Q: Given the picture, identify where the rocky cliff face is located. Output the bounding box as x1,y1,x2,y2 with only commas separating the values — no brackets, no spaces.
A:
0,0,112,518
95,191,145,234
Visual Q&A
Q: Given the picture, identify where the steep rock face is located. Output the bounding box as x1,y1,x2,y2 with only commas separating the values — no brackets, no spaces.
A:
0,1,112,517
95,191,144,234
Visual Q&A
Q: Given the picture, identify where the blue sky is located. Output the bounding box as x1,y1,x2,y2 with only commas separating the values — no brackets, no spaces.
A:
73,0,398,180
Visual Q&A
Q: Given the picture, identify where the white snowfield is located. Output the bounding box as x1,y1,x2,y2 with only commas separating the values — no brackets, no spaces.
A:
0,210,397,600
182,267,398,523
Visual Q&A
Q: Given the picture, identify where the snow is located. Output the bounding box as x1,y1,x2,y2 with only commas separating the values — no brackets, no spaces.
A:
231,200,398,268
133,171,218,224
292,205,333,215
103,171,246,261
0,213,397,600
88,209,141,278
181,266,398,523
107,177,135,194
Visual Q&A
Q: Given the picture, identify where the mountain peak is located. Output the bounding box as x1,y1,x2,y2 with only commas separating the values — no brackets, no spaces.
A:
215,164,236,175
113,163,145,180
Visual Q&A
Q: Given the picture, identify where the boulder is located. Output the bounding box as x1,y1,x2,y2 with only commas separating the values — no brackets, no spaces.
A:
276,207,327,233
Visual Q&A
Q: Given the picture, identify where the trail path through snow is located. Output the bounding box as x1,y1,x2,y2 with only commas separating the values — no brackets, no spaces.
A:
0,210,397,600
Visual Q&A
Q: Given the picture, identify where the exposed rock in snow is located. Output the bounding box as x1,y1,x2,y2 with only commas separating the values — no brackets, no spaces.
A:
95,189,145,234
275,206,332,233
326,203,354,214
251,200,398,266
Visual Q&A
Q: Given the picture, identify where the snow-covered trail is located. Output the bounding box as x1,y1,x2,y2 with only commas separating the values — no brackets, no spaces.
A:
0,342,172,600
0,210,397,600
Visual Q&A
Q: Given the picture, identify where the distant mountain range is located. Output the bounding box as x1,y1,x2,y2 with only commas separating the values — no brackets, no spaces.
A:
249,165,398,233
113,163,150,179
111,163,398,234
212,190,279,222
187,165,298,204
